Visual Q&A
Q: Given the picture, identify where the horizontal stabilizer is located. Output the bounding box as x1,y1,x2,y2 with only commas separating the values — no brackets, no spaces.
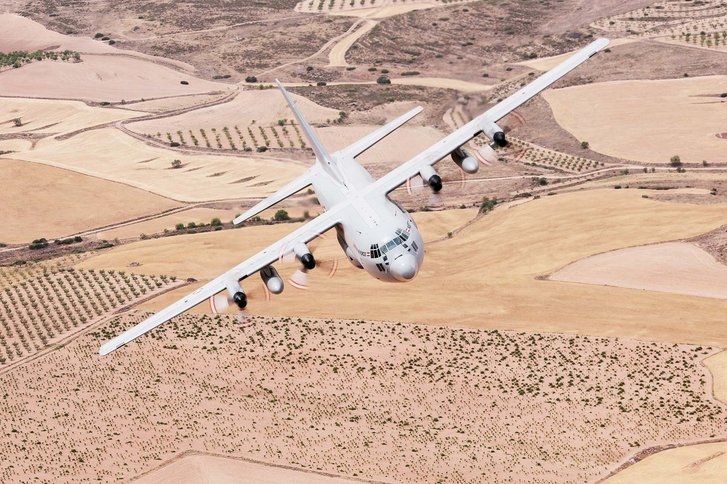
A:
233,170,312,225
336,106,423,160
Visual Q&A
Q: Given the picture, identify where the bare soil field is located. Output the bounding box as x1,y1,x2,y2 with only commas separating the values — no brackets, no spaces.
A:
542,75,727,165
0,312,724,482
0,159,179,244
79,189,727,347
9,128,306,202
0,97,140,137
550,242,727,300
136,452,359,484
0,54,230,103
605,441,727,483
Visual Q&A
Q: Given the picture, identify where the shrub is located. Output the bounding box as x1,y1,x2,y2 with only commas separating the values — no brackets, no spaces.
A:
180,80,189,85
274,209,290,221
171,159,182,169
94,33,104,39
211,218,222,226
400,71,420,76
257,146,268,152
316,81,327,86
376,75,391,85
670,155,682,167
580,141,589,149
245,76,258,83
29,238,48,250
175,223,185,231
479,197,497,214
187,222,197,229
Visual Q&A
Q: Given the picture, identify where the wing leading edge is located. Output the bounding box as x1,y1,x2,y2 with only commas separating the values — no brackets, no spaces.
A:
99,208,343,355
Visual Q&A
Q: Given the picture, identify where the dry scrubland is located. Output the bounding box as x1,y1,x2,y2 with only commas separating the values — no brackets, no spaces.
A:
1,312,725,482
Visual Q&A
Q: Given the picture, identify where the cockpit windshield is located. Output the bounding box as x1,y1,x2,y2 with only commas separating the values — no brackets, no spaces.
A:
360,221,412,259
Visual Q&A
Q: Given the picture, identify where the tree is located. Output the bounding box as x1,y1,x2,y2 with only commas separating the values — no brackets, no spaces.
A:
175,223,185,231
12,118,21,127
580,141,589,149
211,218,222,226
171,159,182,169
274,209,290,221
670,155,682,167
376,75,391,85
245,76,258,83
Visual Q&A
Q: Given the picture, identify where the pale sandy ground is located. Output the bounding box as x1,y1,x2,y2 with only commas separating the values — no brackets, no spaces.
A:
0,159,179,244
78,189,727,347
605,442,727,483
127,89,340,135
328,19,377,67
135,454,358,484
9,128,306,202
0,13,195,71
519,38,639,71
550,242,727,299
0,98,141,136
0,54,231,102
542,75,727,165
706,351,727,404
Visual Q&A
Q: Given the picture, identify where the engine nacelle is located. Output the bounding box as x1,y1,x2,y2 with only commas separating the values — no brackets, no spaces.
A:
260,265,284,294
482,121,507,147
452,147,479,174
224,280,247,308
293,242,316,270
419,165,442,192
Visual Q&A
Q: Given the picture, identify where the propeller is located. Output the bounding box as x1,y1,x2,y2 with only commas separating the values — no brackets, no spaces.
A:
282,234,339,291
208,281,270,318
478,110,527,164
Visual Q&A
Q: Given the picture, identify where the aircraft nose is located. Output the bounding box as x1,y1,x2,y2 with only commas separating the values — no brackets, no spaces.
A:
390,253,417,282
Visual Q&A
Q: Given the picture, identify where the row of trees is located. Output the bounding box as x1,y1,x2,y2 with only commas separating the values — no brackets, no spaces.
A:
0,50,80,69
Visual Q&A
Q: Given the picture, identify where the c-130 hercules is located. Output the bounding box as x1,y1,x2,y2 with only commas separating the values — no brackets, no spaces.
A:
100,38,610,355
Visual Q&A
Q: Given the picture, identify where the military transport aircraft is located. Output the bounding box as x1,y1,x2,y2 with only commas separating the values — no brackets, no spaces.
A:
100,38,610,355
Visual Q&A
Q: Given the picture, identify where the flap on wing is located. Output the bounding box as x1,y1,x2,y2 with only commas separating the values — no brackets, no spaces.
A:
234,170,313,225
335,106,423,160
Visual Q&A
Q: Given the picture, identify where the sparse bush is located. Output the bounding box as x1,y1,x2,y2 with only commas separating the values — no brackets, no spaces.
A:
245,76,258,83
274,209,290,221
211,218,222,227
670,155,682,167
376,75,391,85
171,159,182,169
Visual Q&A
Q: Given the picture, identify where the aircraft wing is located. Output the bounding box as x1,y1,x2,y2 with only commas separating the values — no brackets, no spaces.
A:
99,208,343,355
369,38,610,195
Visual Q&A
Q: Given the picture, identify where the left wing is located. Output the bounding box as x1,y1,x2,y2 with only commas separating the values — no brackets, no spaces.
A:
99,207,344,355
368,38,610,195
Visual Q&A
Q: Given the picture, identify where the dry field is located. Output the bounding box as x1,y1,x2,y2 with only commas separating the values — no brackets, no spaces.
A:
551,242,727,300
542,75,727,165
136,453,359,484
0,98,140,137
1,312,725,482
78,189,727,347
0,159,179,244
9,128,306,202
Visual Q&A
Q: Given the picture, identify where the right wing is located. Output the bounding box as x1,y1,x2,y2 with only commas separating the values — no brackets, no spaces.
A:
368,37,610,195
99,207,344,355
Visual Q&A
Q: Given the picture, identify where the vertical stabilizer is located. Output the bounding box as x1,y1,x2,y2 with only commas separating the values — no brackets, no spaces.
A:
275,80,341,180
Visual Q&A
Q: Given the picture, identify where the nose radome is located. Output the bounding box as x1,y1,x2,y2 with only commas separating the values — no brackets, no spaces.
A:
390,253,417,281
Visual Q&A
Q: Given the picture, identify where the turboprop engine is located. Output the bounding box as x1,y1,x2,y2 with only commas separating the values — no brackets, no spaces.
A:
260,265,284,294
293,242,316,270
419,165,443,192
451,147,479,174
482,121,507,148
225,280,248,309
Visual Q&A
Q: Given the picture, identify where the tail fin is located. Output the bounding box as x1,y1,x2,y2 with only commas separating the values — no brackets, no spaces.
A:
275,80,341,180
